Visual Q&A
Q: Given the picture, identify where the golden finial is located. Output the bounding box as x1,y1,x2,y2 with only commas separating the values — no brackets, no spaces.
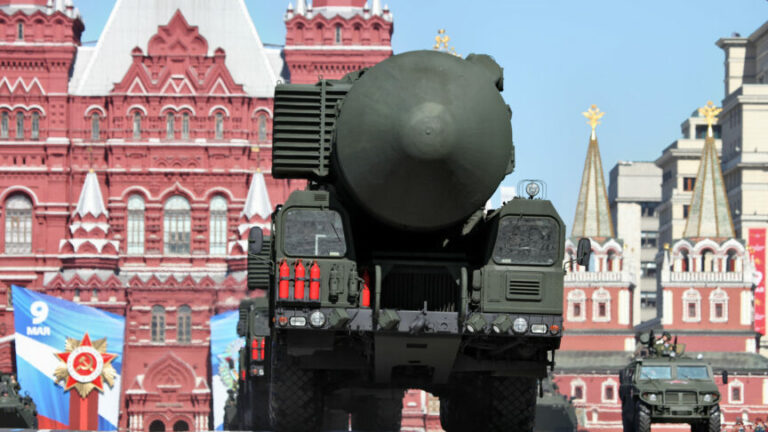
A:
433,29,461,57
698,101,722,138
582,104,604,140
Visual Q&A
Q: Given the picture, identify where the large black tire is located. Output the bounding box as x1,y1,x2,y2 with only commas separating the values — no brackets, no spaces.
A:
707,405,721,432
269,358,322,432
621,399,634,432
440,376,489,432
488,376,537,432
634,401,651,432
351,394,403,432
237,378,271,431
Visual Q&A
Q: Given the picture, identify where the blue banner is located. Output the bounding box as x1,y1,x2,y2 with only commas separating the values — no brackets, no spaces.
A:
12,285,125,430
210,310,243,430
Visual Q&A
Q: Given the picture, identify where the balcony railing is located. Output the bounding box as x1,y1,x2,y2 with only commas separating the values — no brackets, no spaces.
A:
664,271,750,284
565,271,632,284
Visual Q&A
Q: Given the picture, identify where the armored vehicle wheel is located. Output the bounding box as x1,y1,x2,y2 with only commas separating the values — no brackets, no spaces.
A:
269,358,322,432
488,376,537,432
621,400,634,432
439,376,489,431
705,405,721,432
634,401,651,432
351,394,403,432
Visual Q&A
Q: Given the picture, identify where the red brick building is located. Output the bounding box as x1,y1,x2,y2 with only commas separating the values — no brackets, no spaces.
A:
0,0,392,430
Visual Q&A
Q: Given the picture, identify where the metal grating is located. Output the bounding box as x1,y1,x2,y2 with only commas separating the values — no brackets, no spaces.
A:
272,81,352,180
666,391,697,405
506,278,541,301
381,270,459,312
247,236,272,290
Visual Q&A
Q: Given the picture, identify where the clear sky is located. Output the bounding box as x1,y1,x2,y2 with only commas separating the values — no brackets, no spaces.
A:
74,0,768,235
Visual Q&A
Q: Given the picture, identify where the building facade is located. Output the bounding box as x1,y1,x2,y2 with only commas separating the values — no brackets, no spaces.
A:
0,0,392,430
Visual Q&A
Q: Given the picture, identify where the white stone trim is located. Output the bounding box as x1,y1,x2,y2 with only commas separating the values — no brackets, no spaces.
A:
708,287,729,323
84,105,107,117
570,378,586,402
681,288,701,323
160,104,196,116
0,104,46,115
252,107,273,118
0,76,45,94
591,288,611,323
601,378,618,403
284,44,392,51
126,104,148,116
208,105,230,117
741,290,753,326
662,289,673,325
746,338,757,353
762,378,768,405
618,290,629,325
624,337,635,352
566,289,586,322
728,380,744,404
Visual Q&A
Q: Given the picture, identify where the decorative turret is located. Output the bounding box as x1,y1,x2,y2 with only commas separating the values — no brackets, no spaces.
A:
59,171,119,270
572,105,615,239
228,171,273,270
682,101,735,239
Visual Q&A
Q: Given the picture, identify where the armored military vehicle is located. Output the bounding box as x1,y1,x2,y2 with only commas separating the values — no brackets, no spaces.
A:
534,377,578,432
620,333,724,432
0,373,37,428
234,50,586,432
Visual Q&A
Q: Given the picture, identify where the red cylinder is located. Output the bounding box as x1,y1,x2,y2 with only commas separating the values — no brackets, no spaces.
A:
294,259,306,300
278,259,290,299
309,261,321,300
361,269,371,308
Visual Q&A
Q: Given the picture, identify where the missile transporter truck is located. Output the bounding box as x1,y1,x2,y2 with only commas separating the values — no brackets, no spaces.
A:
620,333,724,432
234,50,580,432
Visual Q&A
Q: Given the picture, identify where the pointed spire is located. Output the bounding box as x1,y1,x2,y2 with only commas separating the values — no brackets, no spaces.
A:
682,102,734,239
372,0,382,15
572,105,614,238
295,0,307,15
241,172,273,220
74,171,108,218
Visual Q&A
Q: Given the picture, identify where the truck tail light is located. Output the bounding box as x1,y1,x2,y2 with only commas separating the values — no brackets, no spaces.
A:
294,259,306,300
309,260,321,300
361,269,371,308
251,337,266,361
278,259,290,299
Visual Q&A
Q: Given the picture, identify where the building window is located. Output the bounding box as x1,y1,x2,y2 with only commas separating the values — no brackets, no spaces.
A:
209,195,227,255
257,115,267,142
567,289,586,322
215,112,224,140
682,288,701,322
701,249,715,272
641,261,657,278
710,288,729,323
5,194,32,254
335,25,342,44
1,112,8,138
641,202,657,217
15,112,24,139
91,113,100,141
166,113,175,139
30,112,39,140
17,22,23,40
177,304,191,344
164,195,191,255
151,305,165,343
74,288,80,301
91,288,98,301
132,112,141,140
728,381,743,404
592,288,611,322
641,231,657,248
678,248,690,272
683,204,690,219
572,383,585,401
683,177,696,192
127,194,145,255
725,249,739,272
182,113,190,140
603,384,615,402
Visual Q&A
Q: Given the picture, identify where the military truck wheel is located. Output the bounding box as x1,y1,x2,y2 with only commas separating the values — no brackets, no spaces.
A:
707,406,721,432
488,376,537,432
269,358,322,432
439,376,489,431
621,400,634,432
351,394,403,432
634,401,651,432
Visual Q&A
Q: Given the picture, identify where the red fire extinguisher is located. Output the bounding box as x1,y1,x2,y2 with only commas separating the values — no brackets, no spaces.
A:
278,259,290,299
309,261,321,301
294,259,306,300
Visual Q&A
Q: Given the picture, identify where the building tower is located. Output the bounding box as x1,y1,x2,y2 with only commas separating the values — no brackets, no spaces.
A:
284,0,393,84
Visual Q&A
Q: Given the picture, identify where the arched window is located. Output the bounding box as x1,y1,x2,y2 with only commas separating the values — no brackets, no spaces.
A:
166,112,175,139
215,112,224,140
30,112,39,140
606,250,616,272
592,288,611,322
682,289,701,322
5,194,32,254
149,420,165,432
710,288,729,323
182,113,190,140
74,288,80,301
1,112,8,138
151,305,165,343
17,22,23,40
91,113,100,141
567,289,586,322
173,421,189,431
127,194,145,254
132,112,141,140
335,25,342,44
164,196,191,255
725,249,739,272
700,249,715,272
209,195,227,255
177,305,191,344
91,288,98,301
257,115,267,142
15,112,24,139
679,249,690,272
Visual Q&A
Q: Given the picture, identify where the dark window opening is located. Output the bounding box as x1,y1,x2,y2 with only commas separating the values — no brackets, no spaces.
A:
166,113,175,139
604,386,614,400
15,112,24,139
151,305,165,343
182,113,189,139
683,177,696,192
731,387,741,402
715,303,724,319
91,113,100,141
17,22,23,40
597,302,607,318
1,112,8,138
173,421,189,432
687,302,697,318
573,386,583,400
573,303,582,318
149,420,165,432
30,112,39,140
683,205,690,219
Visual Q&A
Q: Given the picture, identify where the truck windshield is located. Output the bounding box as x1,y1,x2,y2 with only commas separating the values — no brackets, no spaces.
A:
284,209,347,257
492,216,558,266
676,366,709,379
639,366,672,380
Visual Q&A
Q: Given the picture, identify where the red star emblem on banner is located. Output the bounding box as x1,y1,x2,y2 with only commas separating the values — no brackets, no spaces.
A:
54,333,118,398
